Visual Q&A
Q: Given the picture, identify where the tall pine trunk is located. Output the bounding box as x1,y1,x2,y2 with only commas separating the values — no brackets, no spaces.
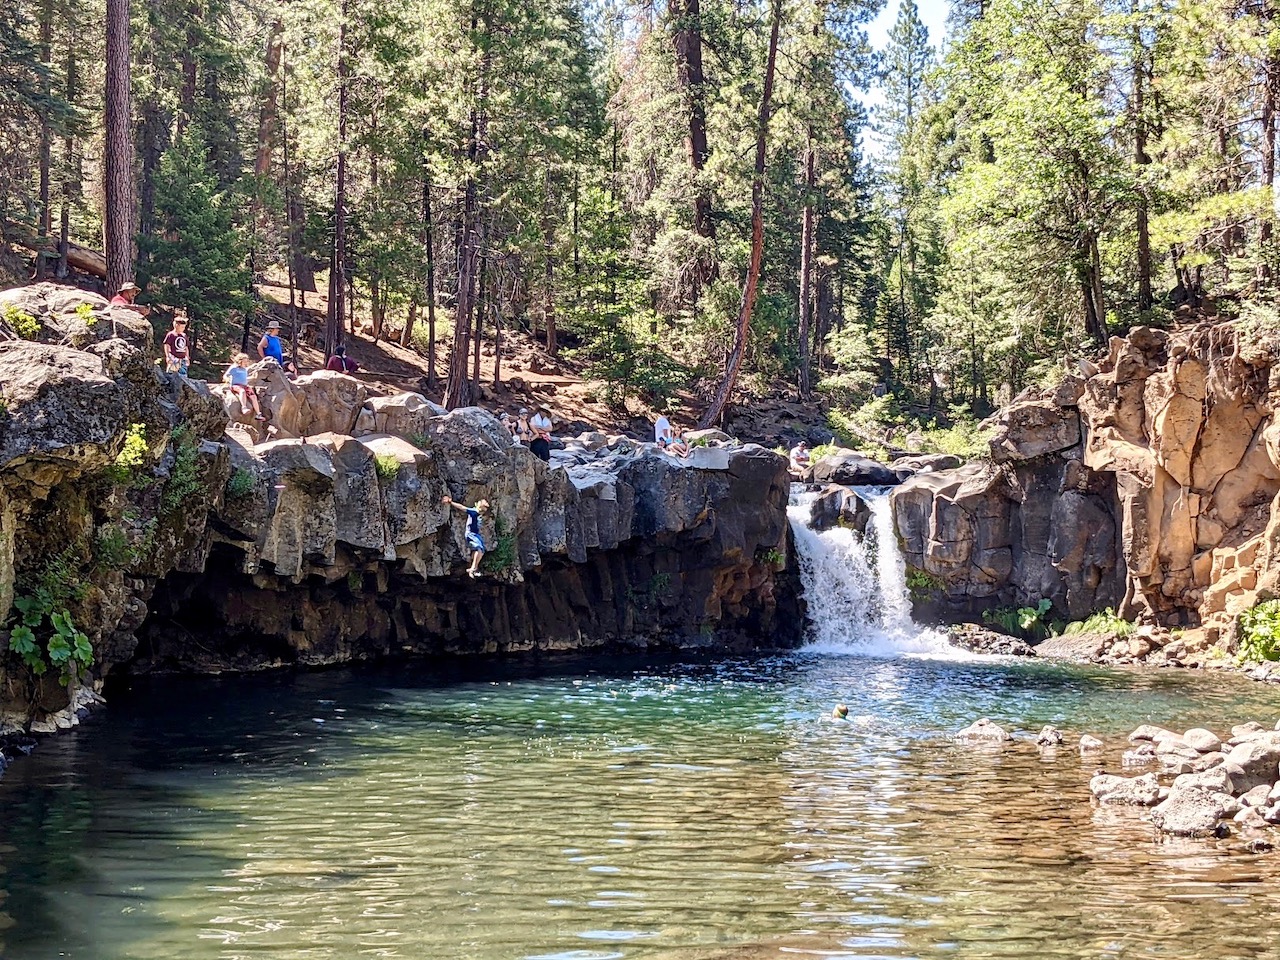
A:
37,0,54,252
670,0,716,291
327,0,350,357
104,0,136,293
1132,7,1152,309
699,0,782,429
1261,4,1277,285
797,129,816,400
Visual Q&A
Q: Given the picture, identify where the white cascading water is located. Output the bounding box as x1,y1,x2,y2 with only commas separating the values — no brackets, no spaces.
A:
788,487,954,656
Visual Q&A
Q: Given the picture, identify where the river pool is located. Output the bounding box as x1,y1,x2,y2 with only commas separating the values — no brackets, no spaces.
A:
1,653,1279,960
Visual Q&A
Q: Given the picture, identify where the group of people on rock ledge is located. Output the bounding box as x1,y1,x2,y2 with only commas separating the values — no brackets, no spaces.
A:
499,405,555,462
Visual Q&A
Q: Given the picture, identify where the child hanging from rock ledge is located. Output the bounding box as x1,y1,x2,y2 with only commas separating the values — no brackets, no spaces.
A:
442,495,491,578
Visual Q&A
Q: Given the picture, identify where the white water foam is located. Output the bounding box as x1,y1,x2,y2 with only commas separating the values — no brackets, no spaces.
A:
788,486,957,658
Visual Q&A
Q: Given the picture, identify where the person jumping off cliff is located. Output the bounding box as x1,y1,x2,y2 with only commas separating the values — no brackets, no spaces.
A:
442,495,491,578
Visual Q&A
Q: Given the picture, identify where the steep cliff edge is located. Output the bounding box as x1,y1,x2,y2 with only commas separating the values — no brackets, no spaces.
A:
0,284,800,728
893,320,1280,659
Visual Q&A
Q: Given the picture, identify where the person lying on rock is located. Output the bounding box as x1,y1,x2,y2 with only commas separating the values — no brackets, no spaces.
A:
224,353,266,420
442,495,491,578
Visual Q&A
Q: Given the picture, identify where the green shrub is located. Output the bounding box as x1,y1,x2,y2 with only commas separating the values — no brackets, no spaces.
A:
7,548,94,683
406,433,430,450
75,302,98,327
225,467,255,499
756,547,784,567
480,516,517,573
1061,608,1134,637
983,598,1052,640
94,524,134,570
162,425,202,513
374,453,401,483
106,423,150,485
906,567,943,601
3,304,41,340
1238,599,1280,663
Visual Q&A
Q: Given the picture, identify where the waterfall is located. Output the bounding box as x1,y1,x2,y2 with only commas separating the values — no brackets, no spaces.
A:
787,486,952,656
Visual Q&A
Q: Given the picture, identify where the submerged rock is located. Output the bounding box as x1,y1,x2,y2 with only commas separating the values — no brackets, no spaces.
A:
1079,734,1104,752
1152,785,1235,837
1090,772,1160,806
947,624,1035,657
956,718,1013,742
1037,725,1065,746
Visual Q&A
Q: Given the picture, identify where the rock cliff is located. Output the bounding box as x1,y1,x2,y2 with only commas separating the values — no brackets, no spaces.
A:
0,283,801,725
893,320,1280,657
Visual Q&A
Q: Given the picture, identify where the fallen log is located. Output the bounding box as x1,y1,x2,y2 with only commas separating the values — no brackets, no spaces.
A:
8,229,107,280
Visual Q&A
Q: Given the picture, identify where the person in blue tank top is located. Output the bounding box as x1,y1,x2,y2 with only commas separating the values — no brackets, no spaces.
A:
258,319,284,363
441,494,491,578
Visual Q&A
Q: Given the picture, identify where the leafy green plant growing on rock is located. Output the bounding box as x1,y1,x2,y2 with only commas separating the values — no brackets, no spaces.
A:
94,523,135,570
984,599,1052,640
75,302,98,327
1238,600,1280,662
225,467,255,499
162,426,202,513
3,304,41,340
106,423,150,485
1061,608,1134,637
373,453,401,483
480,516,517,574
906,567,943,601
7,549,94,684
407,433,430,450
756,547,784,567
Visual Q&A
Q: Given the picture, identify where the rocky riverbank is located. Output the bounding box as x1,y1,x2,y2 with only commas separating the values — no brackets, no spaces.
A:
892,319,1280,671
0,283,803,730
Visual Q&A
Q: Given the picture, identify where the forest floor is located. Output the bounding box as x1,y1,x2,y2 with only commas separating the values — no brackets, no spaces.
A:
252,279,830,447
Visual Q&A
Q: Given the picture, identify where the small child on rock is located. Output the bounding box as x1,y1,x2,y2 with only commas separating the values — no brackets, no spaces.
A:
442,495,491,578
224,353,265,420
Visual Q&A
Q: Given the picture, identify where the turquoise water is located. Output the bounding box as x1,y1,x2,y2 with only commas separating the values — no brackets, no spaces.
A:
2,653,1280,960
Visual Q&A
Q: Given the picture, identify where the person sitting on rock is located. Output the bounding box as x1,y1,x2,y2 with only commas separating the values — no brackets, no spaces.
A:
325,344,359,374
224,353,266,420
109,281,151,317
162,314,190,376
515,408,533,446
442,495,491,578
666,426,690,458
789,441,811,475
654,411,672,446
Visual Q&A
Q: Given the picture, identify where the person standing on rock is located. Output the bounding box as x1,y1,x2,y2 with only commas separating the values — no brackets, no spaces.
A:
258,320,297,376
529,404,553,462
442,495,491,578
162,315,190,376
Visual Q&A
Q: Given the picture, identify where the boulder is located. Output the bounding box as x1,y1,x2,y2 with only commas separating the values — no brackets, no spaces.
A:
1129,724,1174,744
1182,727,1222,754
808,485,870,536
685,428,733,445
891,453,962,476
1037,725,1065,746
807,450,899,486
956,718,1013,742
1239,784,1272,807
1089,772,1160,806
1221,732,1280,793
1151,785,1233,836
1080,734,1104,752
988,395,1081,463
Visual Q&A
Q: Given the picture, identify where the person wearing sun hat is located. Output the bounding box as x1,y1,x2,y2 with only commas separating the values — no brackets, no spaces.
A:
258,319,286,366
109,281,150,317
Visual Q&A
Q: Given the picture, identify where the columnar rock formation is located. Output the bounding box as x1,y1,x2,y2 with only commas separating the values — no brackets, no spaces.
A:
0,283,801,723
893,321,1280,652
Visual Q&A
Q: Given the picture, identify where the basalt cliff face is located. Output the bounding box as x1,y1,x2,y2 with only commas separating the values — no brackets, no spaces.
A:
0,284,801,727
893,321,1280,660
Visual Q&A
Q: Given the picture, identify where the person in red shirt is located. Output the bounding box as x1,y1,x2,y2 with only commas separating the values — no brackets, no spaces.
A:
163,316,190,376
109,282,151,316
325,344,359,374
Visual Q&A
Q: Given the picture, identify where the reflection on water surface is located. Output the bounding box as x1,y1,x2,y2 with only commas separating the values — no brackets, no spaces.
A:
1,653,1279,960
